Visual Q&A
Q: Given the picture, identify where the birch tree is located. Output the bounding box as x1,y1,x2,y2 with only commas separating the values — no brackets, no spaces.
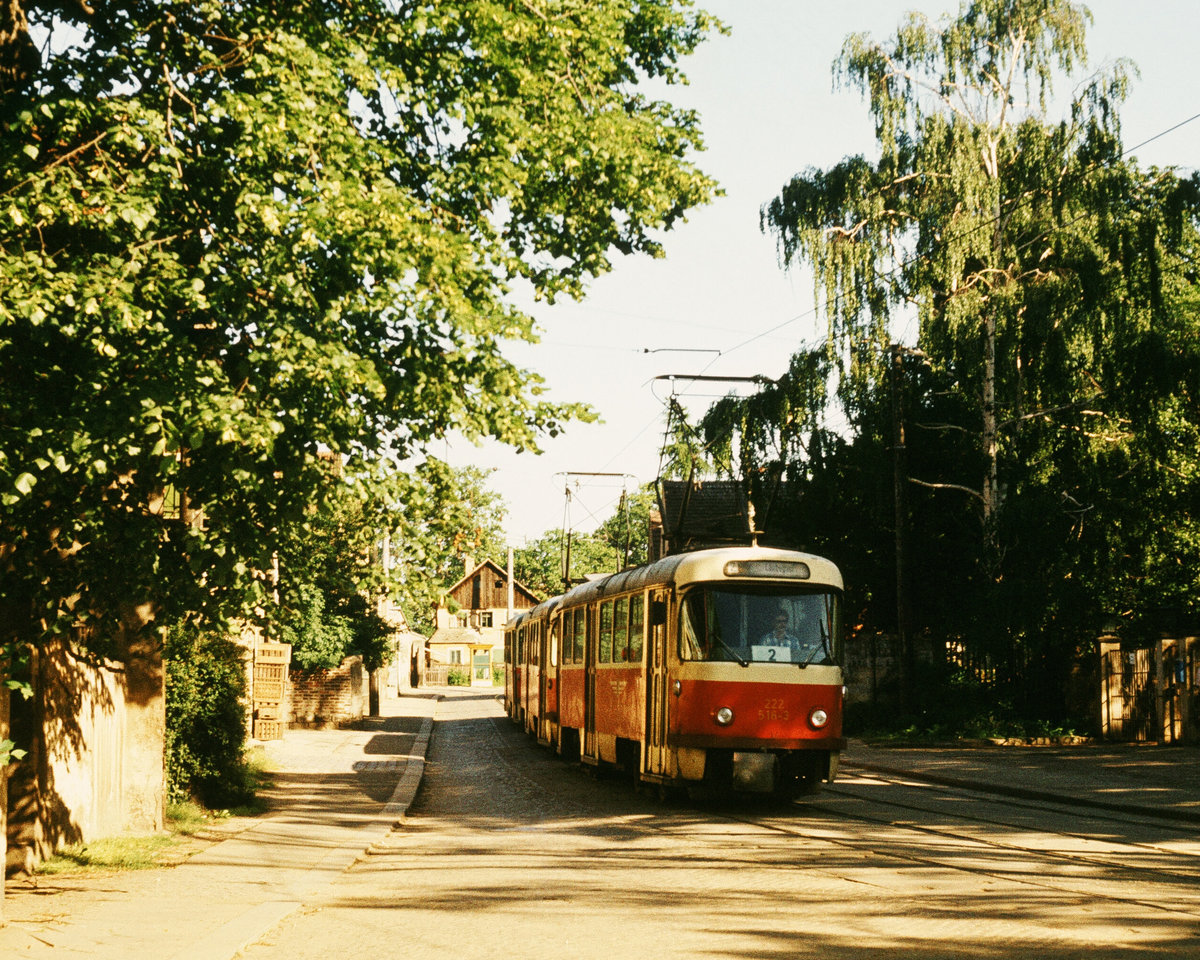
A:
763,0,1135,561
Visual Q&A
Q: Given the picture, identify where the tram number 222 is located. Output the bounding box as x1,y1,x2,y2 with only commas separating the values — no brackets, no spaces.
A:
758,698,789,721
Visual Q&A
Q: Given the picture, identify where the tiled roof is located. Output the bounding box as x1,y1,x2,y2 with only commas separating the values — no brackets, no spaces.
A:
658,478,800,553
428,626,488,645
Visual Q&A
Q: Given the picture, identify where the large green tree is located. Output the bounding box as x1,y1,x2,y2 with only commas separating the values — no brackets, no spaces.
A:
763,0,1138,552
0,1,719,653
706,0,1200,721
513,483,656,598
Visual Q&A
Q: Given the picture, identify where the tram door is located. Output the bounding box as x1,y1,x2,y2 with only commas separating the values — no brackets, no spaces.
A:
583,602,598,762
537,619,554,746
644,589,670,778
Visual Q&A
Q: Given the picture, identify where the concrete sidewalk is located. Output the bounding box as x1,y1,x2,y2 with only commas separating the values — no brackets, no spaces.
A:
842,738,1200,824
0,691,439,960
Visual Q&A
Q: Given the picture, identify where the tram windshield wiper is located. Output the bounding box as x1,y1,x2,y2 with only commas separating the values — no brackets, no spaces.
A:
711,637,749,667
797,623,830,669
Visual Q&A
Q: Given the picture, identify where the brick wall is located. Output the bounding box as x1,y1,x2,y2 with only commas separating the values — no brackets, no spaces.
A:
287,656,365,727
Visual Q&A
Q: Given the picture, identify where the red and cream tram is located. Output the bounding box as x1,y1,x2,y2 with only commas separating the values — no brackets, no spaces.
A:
505,546,845,799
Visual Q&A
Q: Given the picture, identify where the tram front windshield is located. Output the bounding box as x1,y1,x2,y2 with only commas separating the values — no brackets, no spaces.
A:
680,585,841,665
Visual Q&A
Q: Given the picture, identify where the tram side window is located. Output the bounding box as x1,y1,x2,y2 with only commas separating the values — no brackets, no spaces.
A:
613,597,628,662
629,595,645,662
599,601,613,662
573,608,585,662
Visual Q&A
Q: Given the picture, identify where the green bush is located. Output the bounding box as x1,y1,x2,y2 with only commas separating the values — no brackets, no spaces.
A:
844,663,1087,742
164,625,257,808
276,583,354,671
447,667,470,686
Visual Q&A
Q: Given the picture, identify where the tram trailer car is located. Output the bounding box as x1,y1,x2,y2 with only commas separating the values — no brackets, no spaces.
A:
505,595,560,742
504,546,846,800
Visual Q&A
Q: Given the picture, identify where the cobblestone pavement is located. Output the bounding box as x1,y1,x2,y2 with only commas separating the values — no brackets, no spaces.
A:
236,690,1200,960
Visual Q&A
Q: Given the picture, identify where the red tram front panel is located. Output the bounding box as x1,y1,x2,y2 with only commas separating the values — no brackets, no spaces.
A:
669,677,844,750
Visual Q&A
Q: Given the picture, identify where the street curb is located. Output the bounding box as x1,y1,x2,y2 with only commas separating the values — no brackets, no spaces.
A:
382,712,435,824
174,700,439,960
842,759,1200,825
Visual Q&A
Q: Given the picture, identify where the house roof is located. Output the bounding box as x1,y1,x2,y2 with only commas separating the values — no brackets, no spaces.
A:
445,557,541,606
659,479,753,545
428,626,491,646
658,478,799,552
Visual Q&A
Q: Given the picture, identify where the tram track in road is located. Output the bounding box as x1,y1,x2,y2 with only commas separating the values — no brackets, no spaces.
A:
437,698,1200,934
486,711,1200,891
505,743,1200,924
814,769,1200,878
379,696,1200,959
696,773,1200,923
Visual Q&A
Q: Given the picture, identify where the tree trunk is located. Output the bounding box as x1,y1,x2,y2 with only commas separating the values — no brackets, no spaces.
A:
982,309,999,558
888,344,913,715
1,676,8,925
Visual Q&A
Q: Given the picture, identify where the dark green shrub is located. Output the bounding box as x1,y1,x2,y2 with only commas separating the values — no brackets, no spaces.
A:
164,625,256,808
447,667,470,686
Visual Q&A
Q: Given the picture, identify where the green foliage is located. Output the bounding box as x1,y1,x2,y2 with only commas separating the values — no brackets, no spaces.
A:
164,800,214,835
0,1,718,658
512,484,655,598
0,737,27,767
705,0,1200,724
847,663,1088,742
164,624,257,809
391,459,512,633
594,485,657,570
514,528,619,599
446,668,471,687
276,583,354,672
511,532,566,600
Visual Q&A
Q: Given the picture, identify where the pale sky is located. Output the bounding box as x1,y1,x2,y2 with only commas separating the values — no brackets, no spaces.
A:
446,0,1200,544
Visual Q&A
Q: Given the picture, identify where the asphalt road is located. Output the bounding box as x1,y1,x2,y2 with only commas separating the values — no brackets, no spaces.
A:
236,689,1200,960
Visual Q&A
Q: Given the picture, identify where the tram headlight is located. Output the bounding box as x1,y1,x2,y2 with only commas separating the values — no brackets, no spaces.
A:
714,706,734,726
809,708,829,729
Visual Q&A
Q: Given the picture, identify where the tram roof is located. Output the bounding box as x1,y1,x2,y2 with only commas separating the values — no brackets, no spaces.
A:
507,592,562,629
562,546,842,607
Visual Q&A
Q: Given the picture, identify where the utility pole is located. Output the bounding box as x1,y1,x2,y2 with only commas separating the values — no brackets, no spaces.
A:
557,471,633,588
888,343,913,716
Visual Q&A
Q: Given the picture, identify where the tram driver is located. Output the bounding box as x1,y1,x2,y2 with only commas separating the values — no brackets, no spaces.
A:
759,608,824,663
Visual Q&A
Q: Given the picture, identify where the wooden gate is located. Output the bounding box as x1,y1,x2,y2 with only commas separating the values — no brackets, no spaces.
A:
1101,637,1200,743
252,642,291,740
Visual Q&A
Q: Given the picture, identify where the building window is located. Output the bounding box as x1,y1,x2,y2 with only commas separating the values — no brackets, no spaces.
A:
450,650,462,665
480,612,493,628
